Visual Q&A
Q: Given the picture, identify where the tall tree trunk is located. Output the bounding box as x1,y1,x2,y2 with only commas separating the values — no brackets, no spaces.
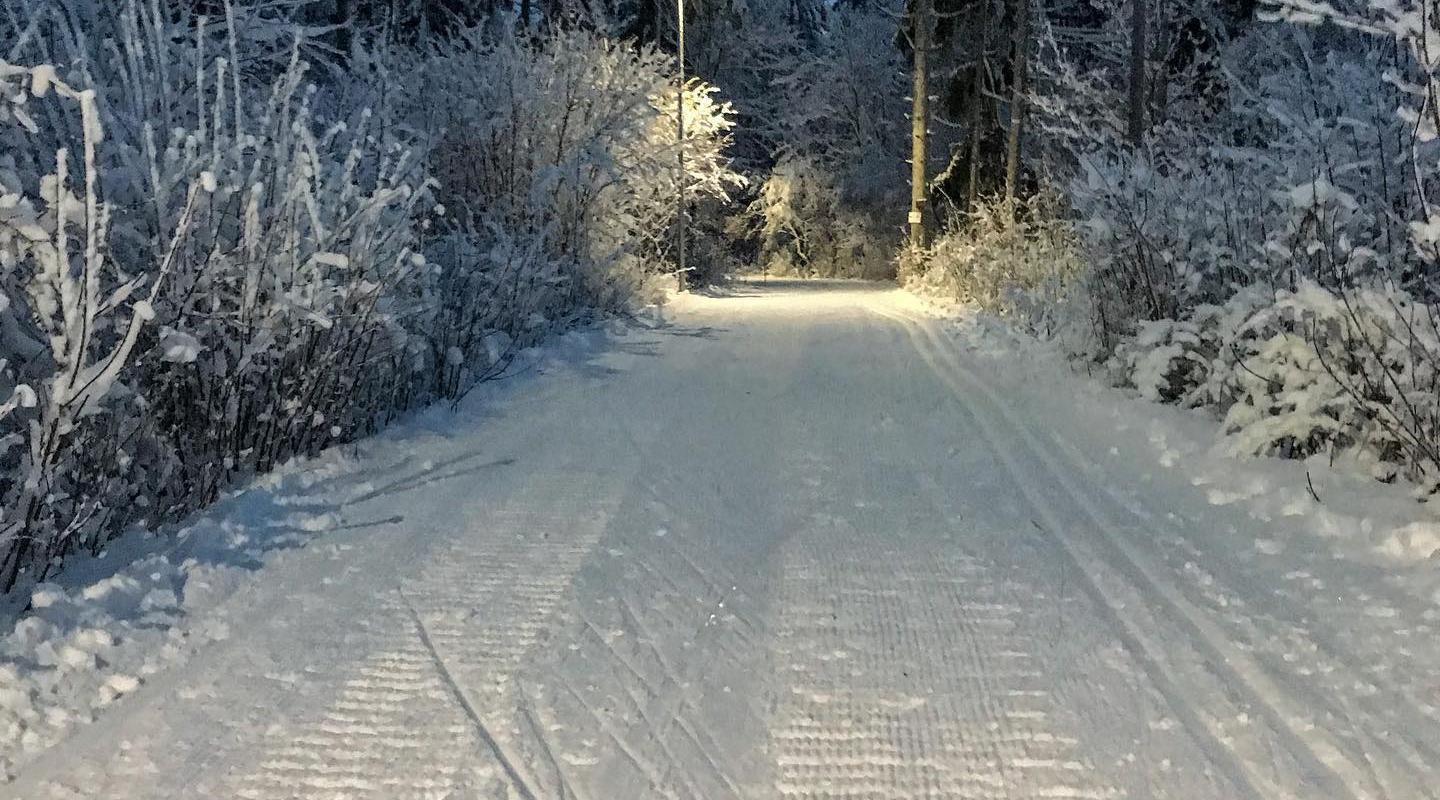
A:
1148,0,1169,127
1127,0,1147,143
910,0,933,250
965,11,990,211
521,0,532,28
1003,0,1029,209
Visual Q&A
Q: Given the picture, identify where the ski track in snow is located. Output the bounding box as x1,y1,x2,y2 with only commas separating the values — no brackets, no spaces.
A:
872,301,1440,800
5,279,1439,799
227,473,622,800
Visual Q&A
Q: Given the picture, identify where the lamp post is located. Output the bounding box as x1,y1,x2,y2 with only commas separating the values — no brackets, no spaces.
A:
675,0,687,291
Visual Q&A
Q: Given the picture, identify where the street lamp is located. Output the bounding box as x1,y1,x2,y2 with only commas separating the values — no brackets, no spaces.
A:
675,0,687,291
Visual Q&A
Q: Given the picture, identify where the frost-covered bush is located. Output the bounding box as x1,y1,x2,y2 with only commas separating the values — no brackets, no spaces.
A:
138,54,434,510
406,28,743,303
1105,288,1272,407
1220,282,1440,484
948,8,1440,489
0,6,745,592
1098,266,1440,485
1098,262,1440,487
908,196,1086,337
0,0,438,590
1110,319,1212,404
1063,26,1420,338
750,158,825,277
1070,141,1269,340
750,156,888,279
1221,297,1358,463
745,4,907,280
0,59,185,589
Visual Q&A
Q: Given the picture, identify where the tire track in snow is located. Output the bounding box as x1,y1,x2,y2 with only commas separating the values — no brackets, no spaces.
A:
225,470,625,800
769,451,1116,800
872,302,1376,799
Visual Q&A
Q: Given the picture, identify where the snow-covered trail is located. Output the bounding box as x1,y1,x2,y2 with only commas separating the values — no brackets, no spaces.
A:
8,280,1440,799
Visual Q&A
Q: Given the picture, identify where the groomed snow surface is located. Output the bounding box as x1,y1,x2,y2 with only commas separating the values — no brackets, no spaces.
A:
3,279,1440,799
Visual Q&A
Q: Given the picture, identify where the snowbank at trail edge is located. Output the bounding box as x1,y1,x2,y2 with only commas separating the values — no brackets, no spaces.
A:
0,317,645,783
0,462,349,781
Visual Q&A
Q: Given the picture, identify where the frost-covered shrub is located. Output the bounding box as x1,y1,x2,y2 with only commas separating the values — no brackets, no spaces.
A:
1223,282,1440,483
1061,27,1421,344
750,156,886,279
751,157,825,276
138,54,434,510
1105,288,1271,407
908,196,1085,337
996,11,1440,489
1071,141,1268,339
1103,279,1440,486
0,59,184,587
0,0,437,589
1110,319,1212,404
0,6,747,592
1221,309,1357,463
406,28,743,304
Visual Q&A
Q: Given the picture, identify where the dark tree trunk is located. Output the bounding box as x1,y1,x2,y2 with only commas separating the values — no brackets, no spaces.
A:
965,11,990,210
1127,0,1147,143
1003,0,1029,208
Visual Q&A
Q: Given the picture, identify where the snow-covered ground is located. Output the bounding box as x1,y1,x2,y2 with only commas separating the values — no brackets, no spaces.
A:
3,279,1438,799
